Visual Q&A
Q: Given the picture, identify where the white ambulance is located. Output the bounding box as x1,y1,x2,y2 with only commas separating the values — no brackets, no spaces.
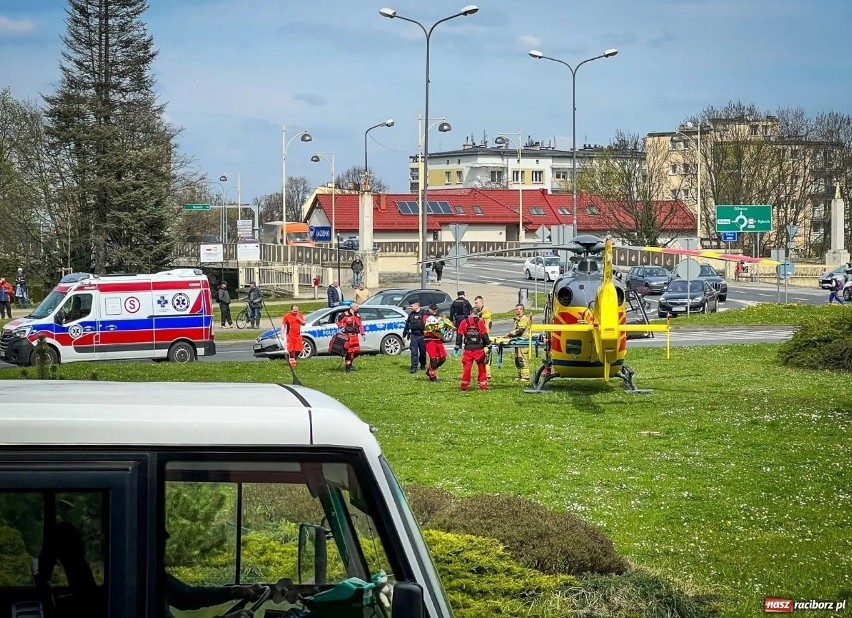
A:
0,269,215,366
0,380,447,618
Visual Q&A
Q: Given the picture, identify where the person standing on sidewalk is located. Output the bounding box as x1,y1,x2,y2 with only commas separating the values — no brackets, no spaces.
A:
828,276,845,305
246,281,263,328
354,281,371,304
216,282,233,328
433,254,445,283
0,277,12,319
327,280,343,307
350,255,364,287
402,300,427,374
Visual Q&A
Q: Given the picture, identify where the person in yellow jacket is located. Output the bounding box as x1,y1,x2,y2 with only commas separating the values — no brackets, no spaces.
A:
473,295,493,377
505,303,532,381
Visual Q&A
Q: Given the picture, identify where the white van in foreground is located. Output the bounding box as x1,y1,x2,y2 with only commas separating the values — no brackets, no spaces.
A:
0,381,450,618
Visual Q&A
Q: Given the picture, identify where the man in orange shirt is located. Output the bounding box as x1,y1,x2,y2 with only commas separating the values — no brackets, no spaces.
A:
280,305,306,368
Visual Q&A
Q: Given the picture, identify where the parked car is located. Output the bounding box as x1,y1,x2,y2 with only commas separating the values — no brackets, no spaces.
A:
625,265,671,295
361,289,454,342
818,264,851,289
658,279,719,317
672,263,728,302
338,237,378,252
523,255,563,282
253,304,409,360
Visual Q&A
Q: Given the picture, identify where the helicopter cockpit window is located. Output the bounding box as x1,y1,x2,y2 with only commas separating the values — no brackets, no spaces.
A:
576,260,600,273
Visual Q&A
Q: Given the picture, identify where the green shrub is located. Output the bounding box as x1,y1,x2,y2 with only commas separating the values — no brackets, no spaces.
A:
405,484,454,527
430,493,627,576
424,529,576,617
0,525,31,586
778,308,852,371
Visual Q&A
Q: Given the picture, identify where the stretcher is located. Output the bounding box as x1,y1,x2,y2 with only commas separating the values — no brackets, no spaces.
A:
489,336,546,368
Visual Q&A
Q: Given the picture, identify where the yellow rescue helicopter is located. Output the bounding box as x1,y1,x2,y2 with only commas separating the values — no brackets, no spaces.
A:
525,234,671,393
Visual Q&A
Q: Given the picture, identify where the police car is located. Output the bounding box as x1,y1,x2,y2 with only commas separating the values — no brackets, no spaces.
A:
253,305,409,359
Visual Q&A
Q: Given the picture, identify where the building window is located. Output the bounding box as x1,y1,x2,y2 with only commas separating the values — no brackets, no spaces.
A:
682,163,691,175
490,170,504,184
671,189,678,199
531,170,543,184
558,207,570,215
472,205,483,215
456,170,463,184
670,164,678,175
455,206,465,214
586,206,600,216
791,149,800,160
444,171,452,184
529,207,545,215
750,124,759,136
554,170,568,181
512,171,526,184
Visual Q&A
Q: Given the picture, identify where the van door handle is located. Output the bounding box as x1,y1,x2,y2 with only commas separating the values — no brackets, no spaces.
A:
83,327,94,332
106,325,117,331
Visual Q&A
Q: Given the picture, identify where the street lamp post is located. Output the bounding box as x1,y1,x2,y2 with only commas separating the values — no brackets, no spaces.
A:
364,119,395,190
310,152,336,241
417,113,452,272
674,121,706,240
218,173,241,243
380,4,479,287
495,132,524,241
282,126,313,240
528,48,618,235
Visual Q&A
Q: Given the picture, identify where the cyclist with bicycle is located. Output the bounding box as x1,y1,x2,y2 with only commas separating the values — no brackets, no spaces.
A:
246,281,263,329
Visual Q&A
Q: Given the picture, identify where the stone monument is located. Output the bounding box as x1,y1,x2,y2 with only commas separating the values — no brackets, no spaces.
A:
824,183,849,267
358,184,379,289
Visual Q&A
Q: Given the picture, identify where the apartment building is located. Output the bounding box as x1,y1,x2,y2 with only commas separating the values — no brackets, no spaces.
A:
408,134,611,194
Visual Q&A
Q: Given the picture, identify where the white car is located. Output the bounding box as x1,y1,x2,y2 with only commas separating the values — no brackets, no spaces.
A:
524,255,562,282
253,304,409,359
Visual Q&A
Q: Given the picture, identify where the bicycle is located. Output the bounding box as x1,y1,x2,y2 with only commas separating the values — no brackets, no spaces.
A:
235,302,259,329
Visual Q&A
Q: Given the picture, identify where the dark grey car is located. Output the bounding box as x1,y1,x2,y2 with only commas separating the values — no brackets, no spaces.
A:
672,264,728,302
625,265,671,295
361,289,454,341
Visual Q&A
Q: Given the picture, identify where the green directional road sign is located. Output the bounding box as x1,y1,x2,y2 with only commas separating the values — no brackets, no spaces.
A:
183,203,211,211
715,204,772,233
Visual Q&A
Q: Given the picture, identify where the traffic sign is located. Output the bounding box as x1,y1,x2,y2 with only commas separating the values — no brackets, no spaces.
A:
715,205,772,232
445,245,469,268
776,261,795,279
309,226,332,242
721,231,738,242
448,224,468,241
236,219,253,240
183,203,211,211
535,225,550,241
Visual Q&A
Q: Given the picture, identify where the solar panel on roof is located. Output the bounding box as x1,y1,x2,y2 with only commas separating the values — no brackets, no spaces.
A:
396,201,416,214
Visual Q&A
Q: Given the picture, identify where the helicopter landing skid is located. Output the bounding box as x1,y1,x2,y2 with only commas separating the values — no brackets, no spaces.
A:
617,364,653,394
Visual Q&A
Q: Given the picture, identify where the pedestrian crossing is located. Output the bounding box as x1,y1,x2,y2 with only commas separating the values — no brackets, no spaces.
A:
632,327,794,346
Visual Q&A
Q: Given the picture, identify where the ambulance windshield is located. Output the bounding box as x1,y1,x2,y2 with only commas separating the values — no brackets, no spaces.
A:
29,290,68,319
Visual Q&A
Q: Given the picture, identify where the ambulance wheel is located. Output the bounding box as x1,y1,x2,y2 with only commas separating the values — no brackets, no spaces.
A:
299,338,316,360
28,346,59,368
168,341,196,364
381,334,403,356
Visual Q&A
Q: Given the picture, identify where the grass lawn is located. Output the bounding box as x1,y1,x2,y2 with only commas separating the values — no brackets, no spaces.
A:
6,341,849,617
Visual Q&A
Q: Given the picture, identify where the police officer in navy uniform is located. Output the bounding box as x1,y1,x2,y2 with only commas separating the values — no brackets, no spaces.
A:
449,291,473,328
403,300,427,374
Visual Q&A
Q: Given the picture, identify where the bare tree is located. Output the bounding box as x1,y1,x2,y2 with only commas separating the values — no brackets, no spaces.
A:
580,131,684,246
335,166,389,193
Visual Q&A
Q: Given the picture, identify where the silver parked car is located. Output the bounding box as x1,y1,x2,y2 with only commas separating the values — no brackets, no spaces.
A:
253,305,409,360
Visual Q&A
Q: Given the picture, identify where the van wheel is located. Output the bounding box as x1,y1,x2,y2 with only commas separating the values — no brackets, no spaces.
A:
28,346,59,368
381,334,403,356
168,341,196,364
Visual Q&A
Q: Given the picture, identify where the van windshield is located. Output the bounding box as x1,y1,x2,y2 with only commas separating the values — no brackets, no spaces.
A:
287,231,311,243
28,290,67,319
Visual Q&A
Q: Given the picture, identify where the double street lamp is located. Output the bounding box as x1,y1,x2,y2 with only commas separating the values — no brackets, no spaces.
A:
282,127,312,236
364,119,395,191
494,132,524,241
528,48,618,235
380,4,479,288
310,152,336,241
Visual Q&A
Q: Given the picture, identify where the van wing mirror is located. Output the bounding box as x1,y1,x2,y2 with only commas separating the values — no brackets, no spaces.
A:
297,523,328,585
391,581,424,618
54,310,66,325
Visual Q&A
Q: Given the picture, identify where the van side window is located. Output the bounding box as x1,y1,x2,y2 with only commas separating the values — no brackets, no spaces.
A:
60,293,93,323
163,459,394,617
0,490,107,615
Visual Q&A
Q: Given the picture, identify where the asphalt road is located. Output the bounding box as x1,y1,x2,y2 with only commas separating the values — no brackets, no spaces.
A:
447,256,828,308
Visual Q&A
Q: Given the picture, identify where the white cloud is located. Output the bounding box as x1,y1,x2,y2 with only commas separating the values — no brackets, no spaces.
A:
0,15,38,36
516,34,541,48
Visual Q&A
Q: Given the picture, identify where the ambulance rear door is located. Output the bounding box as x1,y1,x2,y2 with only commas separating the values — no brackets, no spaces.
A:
152,278,207,357
97,281,155,360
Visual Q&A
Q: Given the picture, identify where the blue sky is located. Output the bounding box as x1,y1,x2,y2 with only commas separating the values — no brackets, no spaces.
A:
2,0,851,201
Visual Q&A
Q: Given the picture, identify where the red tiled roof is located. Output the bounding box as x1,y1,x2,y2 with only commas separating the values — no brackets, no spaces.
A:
305,188,694,234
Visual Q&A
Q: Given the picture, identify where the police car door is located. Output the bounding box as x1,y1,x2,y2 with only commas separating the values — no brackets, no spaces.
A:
357,307,382,352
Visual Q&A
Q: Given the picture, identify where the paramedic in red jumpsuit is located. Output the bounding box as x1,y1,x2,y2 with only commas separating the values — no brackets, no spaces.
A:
336,303,365,372
281,304,305,368
455,315,491,391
